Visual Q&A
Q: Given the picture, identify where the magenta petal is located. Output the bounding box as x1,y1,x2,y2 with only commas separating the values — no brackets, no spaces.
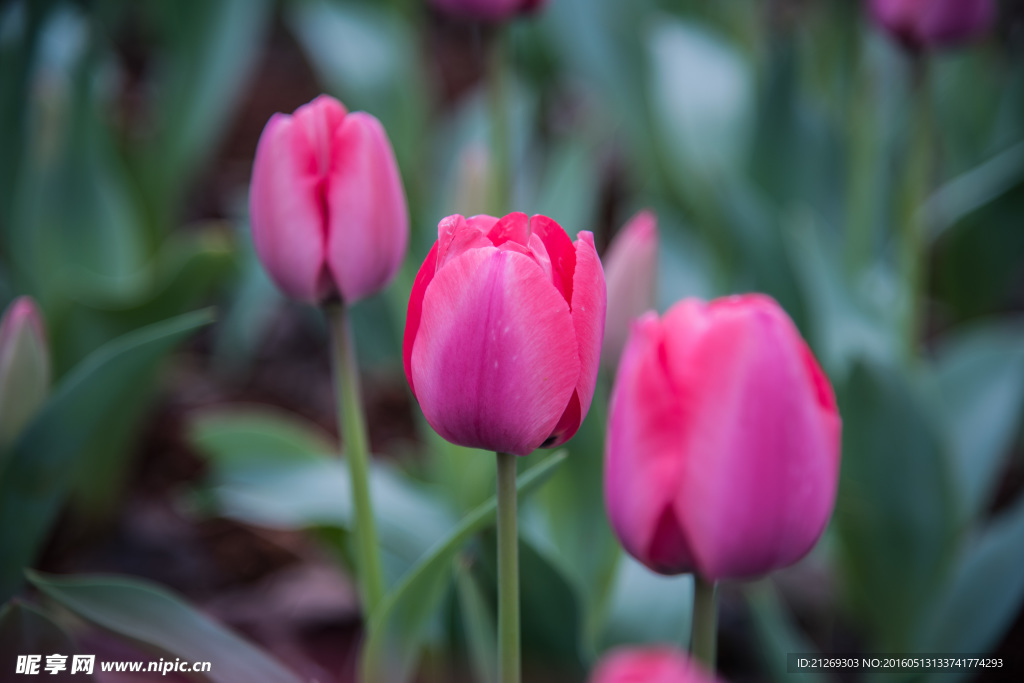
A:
605,314,696,574
249,113,330,303
664,296,840,580
487,211,531,247
404,242,439,397
437,214,493,271
590,647,721,683
412,247,579,456
531,214,576,304
325,112,409,303
568,232,606,421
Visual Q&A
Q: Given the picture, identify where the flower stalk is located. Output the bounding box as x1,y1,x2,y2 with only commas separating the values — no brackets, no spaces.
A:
326,302,385,615
496,451,521,683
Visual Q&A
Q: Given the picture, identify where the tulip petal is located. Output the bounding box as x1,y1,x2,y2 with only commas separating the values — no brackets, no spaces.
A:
403,242,439,397
531,214,576,304
249,113,331,303
326,112,409,303
412,247,579,456
664,295,840,579
486,211,530,247
591,647,721,683
605,313,697,574
545,231,605,446
437,214,492,272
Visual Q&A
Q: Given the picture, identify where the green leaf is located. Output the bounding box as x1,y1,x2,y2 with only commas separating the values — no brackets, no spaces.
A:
598,555,692,652
0,600,90,680
27,571,301,683
832,360,958,650
745,582,827,683
0,309,214,601
648,18,752,180
930,319,1024,523
918,495,1024,683
360,450,568,683
191,407,456,570
190,406,336,469
454,560,497,683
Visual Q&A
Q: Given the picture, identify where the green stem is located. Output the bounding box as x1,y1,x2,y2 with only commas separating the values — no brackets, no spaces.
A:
489,28,511,215
691,575,718,672
326,303,385,616
496,451,520,683
900,57,932,358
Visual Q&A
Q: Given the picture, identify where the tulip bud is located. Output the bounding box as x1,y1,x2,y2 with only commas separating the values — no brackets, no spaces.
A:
869,0,995,50
590,648,722,683
0,297,51,450
430,0,545,22
605,295,840,580
602,211,658,372
249,95,409,305
404,212,606,456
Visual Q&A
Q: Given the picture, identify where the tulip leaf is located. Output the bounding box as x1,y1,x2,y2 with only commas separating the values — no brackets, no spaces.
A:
745,582,827,683
833,360,958,650
918,494,1024,683
930,319,1024,523
190,407,456,572
598,555,693,653
454,560,497,683
0,309,214,602
360,450,567,683
0,600,91,680
27,571,302,683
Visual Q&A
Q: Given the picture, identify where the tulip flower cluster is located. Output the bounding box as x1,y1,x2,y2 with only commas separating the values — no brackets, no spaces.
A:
249,92,840,683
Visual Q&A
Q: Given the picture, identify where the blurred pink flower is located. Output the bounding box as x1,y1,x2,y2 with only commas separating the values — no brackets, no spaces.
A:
430,0,546,22
249,95,408,304
602,210,658,372
590,648,722,683
0,297,50,447
869,0,995,49
605,295,840,580
404,212,606,456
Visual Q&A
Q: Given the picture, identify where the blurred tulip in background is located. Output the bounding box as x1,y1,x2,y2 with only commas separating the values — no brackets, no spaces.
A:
249,94,408,304
0,297,50,451
430,0,546,22
590,647,722,683
602,210,659,372
605,295,840,579
869,0,996,49
405,212,605,455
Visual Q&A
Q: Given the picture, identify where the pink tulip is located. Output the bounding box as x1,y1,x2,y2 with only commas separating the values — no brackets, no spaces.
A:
404,212,606,456
249,95,408,305
0,297,50,447
590,648,722,683
602,211,658,371
869,0,995,49
430,0,545,22
605,295,840,580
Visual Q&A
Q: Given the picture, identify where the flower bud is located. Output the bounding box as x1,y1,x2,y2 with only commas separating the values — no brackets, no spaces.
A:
590,648,722,683
605,295,840,580
249,95,408,305
0,297,51,449
430,0,545,22
869,0,995,49
602,211,658,372
405,212,606,456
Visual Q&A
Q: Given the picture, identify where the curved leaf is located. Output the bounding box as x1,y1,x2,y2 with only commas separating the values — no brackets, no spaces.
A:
27,571,301,683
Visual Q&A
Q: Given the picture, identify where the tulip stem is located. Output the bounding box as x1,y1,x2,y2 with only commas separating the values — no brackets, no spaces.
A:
326,303,385,617
496,451,521,683
691,575,718,672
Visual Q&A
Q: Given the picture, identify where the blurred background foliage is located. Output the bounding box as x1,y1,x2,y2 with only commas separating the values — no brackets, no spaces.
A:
1,0,1023,681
